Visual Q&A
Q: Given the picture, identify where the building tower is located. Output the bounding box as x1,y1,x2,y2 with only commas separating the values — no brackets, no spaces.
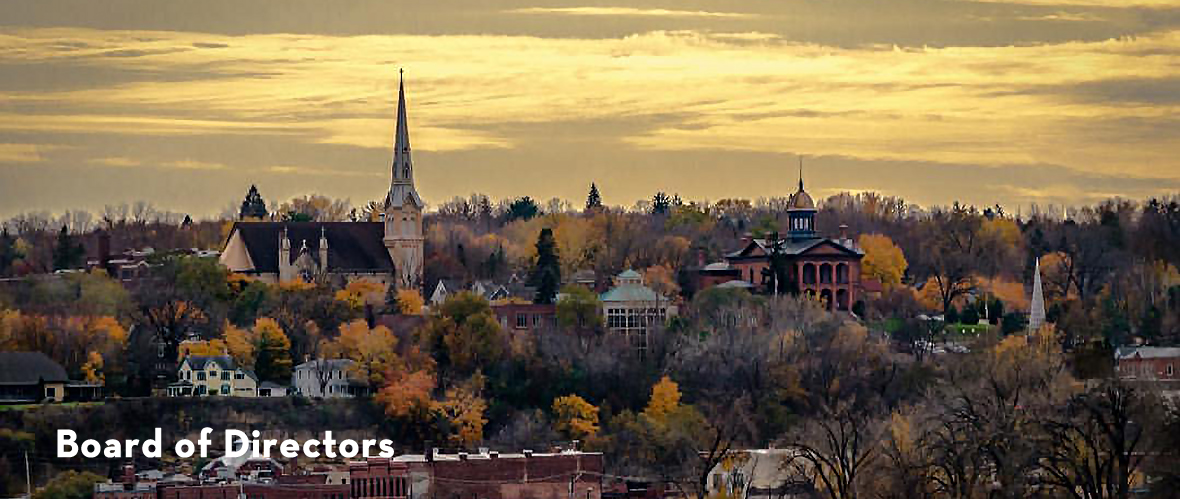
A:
787,158,818,241
1029,257,1047,331
383,69,425,291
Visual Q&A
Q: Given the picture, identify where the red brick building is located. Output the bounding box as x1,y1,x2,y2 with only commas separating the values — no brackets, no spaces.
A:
492,303,557,333
426,450,604,499
348,458,412,499
713,178,865,311
1116,346,1180,380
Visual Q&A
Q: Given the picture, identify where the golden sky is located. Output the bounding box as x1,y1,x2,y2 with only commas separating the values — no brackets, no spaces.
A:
1,0,1179,217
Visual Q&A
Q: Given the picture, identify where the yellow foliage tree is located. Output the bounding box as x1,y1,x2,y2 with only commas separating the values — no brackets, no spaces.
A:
552,394,600,439
329,319,399,386
223,322,256,369
643,376,682,423
644,265,680,298
179,339,228,359
396,289,425,315
81,350,104,383
858,234,907,288
377,369,436,420
431,381,488,447
335,280,385,310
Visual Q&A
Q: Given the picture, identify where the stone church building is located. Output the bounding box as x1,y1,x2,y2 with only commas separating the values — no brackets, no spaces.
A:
219,72,424,290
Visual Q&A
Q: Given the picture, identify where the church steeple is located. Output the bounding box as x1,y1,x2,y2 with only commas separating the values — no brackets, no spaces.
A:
386,69,422,209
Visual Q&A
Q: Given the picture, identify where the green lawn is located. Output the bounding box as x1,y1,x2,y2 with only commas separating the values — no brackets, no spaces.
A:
0,401,105,412
946,323,991,335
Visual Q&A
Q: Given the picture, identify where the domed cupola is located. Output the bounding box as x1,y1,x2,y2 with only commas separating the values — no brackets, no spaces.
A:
787,159,818,240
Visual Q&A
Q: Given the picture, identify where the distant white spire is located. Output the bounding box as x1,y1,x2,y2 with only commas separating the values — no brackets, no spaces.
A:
1029,257,1047,331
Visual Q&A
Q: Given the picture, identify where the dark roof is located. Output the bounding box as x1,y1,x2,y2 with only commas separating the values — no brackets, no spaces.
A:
0,352,69,384
229,222,394,274
183,355,236,371
726,237,863,260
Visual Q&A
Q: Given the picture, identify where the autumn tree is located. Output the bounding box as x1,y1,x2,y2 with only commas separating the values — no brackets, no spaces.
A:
327,319,399,386
556,284,602,343
252,317,293,383
552,394,600,439
858,234,907,288
431,376,489,447
416,292,506,380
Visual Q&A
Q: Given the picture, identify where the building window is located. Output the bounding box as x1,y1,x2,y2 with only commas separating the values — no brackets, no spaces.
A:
803,263,816,285
1169,364,1175,377
197,372,206,381
222,372,230,381
221,384,230,395
836,263,848,284
516,313,529,329
820,263,833,284
235,373,244,380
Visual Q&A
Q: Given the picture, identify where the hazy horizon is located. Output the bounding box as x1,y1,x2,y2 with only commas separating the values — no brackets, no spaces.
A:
3,0,1180,219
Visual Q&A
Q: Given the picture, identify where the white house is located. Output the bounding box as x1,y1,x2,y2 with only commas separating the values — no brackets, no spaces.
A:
169,355,258,397
706,449,810,499
292,359,368,398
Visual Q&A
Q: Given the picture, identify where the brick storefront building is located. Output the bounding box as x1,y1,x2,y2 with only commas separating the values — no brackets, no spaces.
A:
426,450,604,499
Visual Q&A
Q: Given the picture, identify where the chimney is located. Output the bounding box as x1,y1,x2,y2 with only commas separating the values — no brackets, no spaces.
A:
121,463,135,484
838,224,849,241
458,452,468,461
523,449,533,458
489,451,499,459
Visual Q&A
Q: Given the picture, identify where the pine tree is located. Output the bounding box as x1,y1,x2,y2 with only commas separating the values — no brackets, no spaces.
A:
586,183,603,211
652,192,671,215
0,228,15,276
52,225,84,271
239,184,269,220
531,228,561,304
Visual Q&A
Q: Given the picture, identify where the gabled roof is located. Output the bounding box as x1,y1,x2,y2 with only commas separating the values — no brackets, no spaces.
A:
1117,347,1180,360
295,358,355,371
227,222,394,274
601,282,664,303
726,237,864,259
0,352,68,384
183,355,236,371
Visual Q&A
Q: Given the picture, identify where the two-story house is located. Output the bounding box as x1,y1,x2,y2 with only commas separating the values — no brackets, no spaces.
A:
292,359,369,398
168,355,258,397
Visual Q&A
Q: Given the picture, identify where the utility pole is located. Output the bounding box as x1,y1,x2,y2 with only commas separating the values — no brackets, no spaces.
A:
25,451,32,499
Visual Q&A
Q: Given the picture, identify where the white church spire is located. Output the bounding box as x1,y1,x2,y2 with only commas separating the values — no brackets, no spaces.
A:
1029,256,1047,331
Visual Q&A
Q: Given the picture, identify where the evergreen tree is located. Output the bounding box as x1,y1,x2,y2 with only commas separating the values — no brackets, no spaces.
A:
239,184,269,220
383,274,401,314
652,192,672,215
531,228,561,304
51,225,84,271
586,183,603,211
507,197,540,222
253,319,293,382
0,228,16,276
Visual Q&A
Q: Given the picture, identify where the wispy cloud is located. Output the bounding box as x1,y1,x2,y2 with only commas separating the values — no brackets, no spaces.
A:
962,0,1180,8
89,157,141,167
1,24,1178,210
0,143,54,163
506,7,757,19
167,159,226,170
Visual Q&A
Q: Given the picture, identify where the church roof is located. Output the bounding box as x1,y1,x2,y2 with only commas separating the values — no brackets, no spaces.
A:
228,222,394,274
